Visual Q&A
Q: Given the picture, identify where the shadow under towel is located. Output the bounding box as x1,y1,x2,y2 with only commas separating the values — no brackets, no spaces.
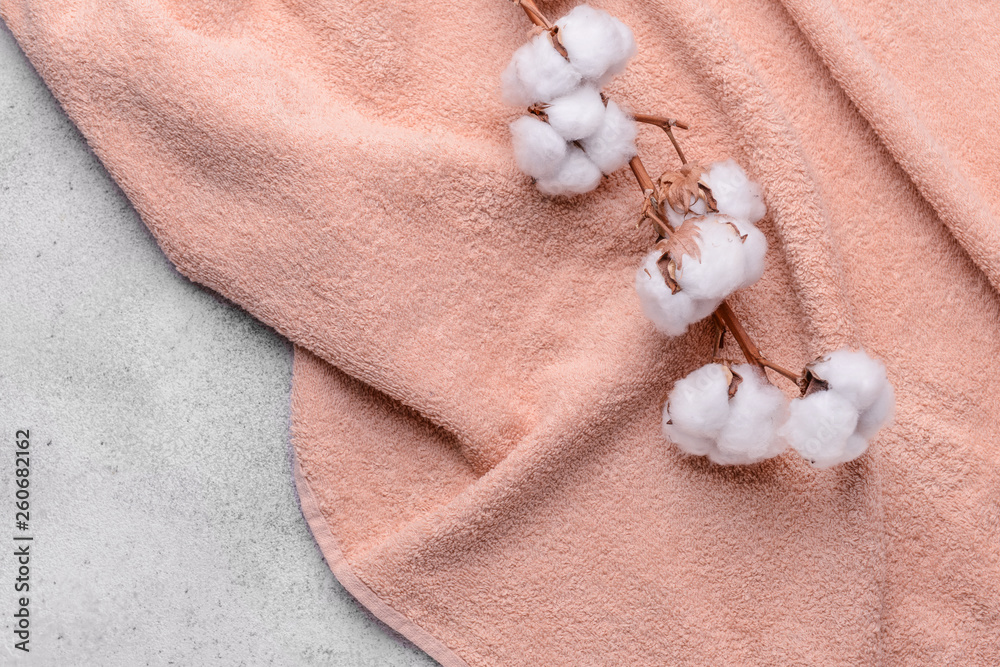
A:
3,0,998,663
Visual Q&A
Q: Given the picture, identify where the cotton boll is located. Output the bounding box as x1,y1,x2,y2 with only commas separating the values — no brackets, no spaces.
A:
555,5,637,82
730,218,768,288
634,250,699,336
856,382,895,439
594,18,639,86
634,243,725,337
535,146,602,195
809,348,888,412
715,365,789,463
544,85,606,141
662,421,714,456
781,349,894,468
662,363,789,465
501,33,582,106
509,115,568,179
579,99,637,174
664,363,732,437
780,390,860,468
675,216,747,301
809,347,896,440
704,159,766,224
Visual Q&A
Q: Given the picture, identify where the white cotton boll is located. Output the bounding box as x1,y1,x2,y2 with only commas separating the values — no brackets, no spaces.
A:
675,217,747,301
715,365,789,463
501,33,582,106
509,115,568,179
780,349,894,468
634,250,698,336
780,390,860,468
662,363,789,465
664,363,732,437
809,347,895,440
535,146,602,196
689,295,721,322
555,5,637,82
809,348,888,412
730,218,768,288
662,420,714,456
704,159,766,224
856,382,895,439
594,18,639,86
544,85,606,141
579,99,637,174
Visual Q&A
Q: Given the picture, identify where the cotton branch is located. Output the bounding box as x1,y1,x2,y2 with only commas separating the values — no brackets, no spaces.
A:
512,0,800,388
634,114,689,165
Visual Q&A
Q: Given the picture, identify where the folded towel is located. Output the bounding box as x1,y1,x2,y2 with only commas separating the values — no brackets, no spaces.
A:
4,0,997,663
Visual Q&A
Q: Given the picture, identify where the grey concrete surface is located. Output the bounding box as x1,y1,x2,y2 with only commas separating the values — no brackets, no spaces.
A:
0,24,437,667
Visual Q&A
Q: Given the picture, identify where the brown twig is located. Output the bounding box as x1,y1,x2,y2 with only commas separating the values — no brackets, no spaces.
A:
629,155,656,193
515,0,551,29
634,114,689,164
633,114,690,131
712,320,726,360
714,303,800,383
631,157,671,238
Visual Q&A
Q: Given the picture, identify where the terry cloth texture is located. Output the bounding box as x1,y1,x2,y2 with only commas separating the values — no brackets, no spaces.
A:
4,0,998,663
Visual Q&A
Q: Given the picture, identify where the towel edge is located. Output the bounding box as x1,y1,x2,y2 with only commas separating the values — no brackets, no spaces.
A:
291,448,471,667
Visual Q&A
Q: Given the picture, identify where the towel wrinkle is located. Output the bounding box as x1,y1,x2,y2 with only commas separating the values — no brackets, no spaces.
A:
778,0,1000,297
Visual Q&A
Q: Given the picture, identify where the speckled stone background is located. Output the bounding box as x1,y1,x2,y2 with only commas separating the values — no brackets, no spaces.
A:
0,23,437,666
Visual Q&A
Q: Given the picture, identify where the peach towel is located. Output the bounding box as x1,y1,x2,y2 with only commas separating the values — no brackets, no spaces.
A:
3,0,998,663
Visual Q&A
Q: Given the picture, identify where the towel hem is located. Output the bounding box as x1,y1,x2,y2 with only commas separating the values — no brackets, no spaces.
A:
291,450,470,667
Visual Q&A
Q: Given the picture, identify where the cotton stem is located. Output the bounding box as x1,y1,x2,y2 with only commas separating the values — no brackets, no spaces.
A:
515,0,551,29
631,157,672,239
714,304,800,384
633,114,689,164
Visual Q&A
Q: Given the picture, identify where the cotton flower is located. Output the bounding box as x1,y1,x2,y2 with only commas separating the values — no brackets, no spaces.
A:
509,115,568,179
635,213,767,336
554,4,637,83
634,250,716,336
544,85,606,141
779,348,895,468
511,98,633,193
501,31,582,106
535,146,603,196
511,94,636,192
580,99,637,174
633,161,767,333
502,5,639,194
663,363,789,465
